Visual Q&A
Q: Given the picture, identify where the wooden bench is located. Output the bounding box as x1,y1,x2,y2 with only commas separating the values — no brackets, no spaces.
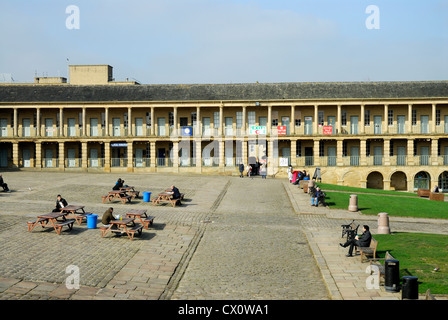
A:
27,218,48,232
73,212,92,225
142,216,155,229
127,224,143,240
357,237,378,263
341,220,359,240
54,219,75,235
429,192,444,201
119,195,133,204
417,188,430,197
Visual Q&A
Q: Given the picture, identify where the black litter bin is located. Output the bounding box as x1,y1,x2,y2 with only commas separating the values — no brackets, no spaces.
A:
385,259,400,292
402,276,419,300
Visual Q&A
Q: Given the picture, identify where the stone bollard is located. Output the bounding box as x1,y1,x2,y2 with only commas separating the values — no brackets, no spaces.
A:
348,194,358,212
377,212,391,234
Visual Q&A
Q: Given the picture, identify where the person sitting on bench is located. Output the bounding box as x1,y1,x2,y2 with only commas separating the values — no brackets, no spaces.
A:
0,174,10,192
52,194,68,212
170,185,182,205
339,225,371,257
101,207,119,230
113,178,124,190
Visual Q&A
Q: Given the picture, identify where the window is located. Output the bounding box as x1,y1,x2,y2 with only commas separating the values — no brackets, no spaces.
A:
191,112,197,127
436,110,441,126
412,110,417,126
169,112,174,127
146,112,151,127
123,112,128,129
295,118,301,126
366,140,371,156
341,111,347,126
272,119,278,126
390,140,394,156
296,140,302,157
318,111,324,126
214,112,220,128
319,141,324,157
364,110,370,126
180,117,188,127
388,110,393,126
101,112,105,128
236,112,243,129
342,141,347,157
247,111,256,126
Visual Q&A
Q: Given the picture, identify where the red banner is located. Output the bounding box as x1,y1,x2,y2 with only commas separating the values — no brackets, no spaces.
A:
323,125,333,135
277,126,287,135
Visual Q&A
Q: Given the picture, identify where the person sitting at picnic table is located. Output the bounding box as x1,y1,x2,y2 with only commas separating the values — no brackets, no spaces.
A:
112,178,124,190
52,194,68,212
0,174,10,192
101,207,118,230
169,185,182,205
339,225,372,257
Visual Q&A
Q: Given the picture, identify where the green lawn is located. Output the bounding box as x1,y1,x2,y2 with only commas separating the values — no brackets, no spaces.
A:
318,183,448,220
374,233,448,294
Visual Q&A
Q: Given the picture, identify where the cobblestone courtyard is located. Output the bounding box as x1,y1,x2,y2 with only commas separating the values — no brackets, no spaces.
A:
1,171,447,301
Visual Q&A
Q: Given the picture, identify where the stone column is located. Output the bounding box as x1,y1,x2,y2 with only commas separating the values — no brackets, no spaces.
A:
360,139,367,166
150,141,156,168
242,138,247,166
219,138,225,169
360,104,365,134
150,107,155,136
13,108,18,137
383,139,390,166
82,107,86,137
268,138,274,175
242,105,247,137
127,141,133,172
432,103,437,134
59,108,64,137
313,105,318,135
290,139,297,167
219,105,224,137
336,139,343,166
290,105,295,135
431,138,438,166
196,106,201,137
104,142,111,172
313,139,320,166
128,107,132,136
195,139,202,173
105,107,109,136
12,142,19,169
59,142,65,171
36,108,41,137
81,142,88,171
408,104,413,134
35,142,42,170
173,106,178,137
267,104,272,135
337,105,341,134
384,104,389,134
407,138,414,166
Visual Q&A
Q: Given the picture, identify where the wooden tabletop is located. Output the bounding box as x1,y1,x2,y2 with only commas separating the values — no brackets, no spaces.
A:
61,205,85,211
38,212,67,219
110,218,134,225
126,209,147,215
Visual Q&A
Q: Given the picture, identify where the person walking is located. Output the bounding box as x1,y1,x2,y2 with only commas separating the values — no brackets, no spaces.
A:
260,164,267,179
246,164,252,178
239,163,245,178
340,225,372,257
287,165,293,183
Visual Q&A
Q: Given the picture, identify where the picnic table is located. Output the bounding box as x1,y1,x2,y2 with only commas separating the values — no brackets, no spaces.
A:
125,209,154,229
99,217,143,240
27,211,75,235
119,186,140,198
152,192,179,207
60,205,91,225
102,190,133,204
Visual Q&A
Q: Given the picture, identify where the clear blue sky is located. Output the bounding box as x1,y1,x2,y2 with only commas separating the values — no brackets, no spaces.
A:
0,0,447,84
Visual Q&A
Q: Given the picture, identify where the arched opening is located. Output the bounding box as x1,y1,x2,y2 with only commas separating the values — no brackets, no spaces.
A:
438,171,448,192
367,171,384,189
414,171,430,190
390,171,407,191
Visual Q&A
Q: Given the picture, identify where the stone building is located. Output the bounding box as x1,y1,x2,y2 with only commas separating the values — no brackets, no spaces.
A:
1,64,448,192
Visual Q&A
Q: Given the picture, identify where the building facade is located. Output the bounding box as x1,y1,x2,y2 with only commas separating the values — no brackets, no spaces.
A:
1,65,448,192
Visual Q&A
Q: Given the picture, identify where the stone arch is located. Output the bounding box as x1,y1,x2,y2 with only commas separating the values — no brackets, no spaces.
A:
390,171,407,191
366,171,384,189
437,171,448,192
414,171,431,190
341,169,362,188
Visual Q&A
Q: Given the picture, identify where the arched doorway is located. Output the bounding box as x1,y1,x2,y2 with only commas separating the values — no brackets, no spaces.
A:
390,171,407,191
367,171,384,189
414,171,430,190
438,171,448,192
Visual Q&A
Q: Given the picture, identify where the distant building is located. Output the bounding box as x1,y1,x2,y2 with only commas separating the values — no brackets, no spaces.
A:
1,64,448,192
